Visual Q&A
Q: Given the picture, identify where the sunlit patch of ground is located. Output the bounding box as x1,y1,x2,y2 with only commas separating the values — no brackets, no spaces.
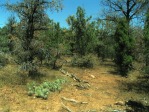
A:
0,60,149,112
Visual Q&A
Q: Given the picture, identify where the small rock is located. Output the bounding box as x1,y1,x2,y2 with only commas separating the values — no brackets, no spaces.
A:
90,75,95,78
112,110,121,112
114,101,125,106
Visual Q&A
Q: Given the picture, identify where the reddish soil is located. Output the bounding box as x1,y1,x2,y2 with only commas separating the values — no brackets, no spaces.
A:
0,62,148,112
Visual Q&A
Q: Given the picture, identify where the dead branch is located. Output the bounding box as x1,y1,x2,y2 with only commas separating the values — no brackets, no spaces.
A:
62,97,78,103
74,84,90,90
61,102,73,112
59,68,89,83
61,97,88,104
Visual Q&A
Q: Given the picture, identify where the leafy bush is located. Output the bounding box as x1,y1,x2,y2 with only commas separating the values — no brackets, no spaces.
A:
27,79,66,99
71,55,93,68
27,82,36,96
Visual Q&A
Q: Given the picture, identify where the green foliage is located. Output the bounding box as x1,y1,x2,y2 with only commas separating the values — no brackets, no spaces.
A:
27,82,36,96
20,61,39,79
0,36,9,53
34,86,49,99
0,53,8,68
27,79,66,99
114,18,134,76
144,8,149,73
38,20,65,69
132,27,144,62
0,27,9,53
95,28,115,61
47,22,63,69
6,15,17,35
0,16,17,53
21,62,37,73
71,55,93,68
6,0,63,77
67,6,98,56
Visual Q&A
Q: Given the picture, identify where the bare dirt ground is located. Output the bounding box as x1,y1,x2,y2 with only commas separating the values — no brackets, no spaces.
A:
0,60,149,112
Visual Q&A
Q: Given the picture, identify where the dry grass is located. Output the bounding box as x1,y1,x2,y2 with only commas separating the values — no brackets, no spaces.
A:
0,57,149,112
0,64,21,87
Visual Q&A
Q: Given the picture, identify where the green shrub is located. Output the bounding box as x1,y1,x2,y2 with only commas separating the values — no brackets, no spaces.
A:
34,86,49,99
71,55,93,68
27,79,66,99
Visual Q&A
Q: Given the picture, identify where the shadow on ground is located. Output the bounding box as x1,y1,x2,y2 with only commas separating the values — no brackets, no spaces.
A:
125,100,149,112
122,76,149,93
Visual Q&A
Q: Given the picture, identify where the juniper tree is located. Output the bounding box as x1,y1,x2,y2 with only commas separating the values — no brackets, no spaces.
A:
5,0,62,77
114,18,134,76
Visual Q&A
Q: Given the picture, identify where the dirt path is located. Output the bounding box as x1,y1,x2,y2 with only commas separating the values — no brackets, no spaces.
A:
0,63,148,112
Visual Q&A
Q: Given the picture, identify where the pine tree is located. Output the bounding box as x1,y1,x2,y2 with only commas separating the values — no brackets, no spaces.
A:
67,6,97,56
114,18,134,76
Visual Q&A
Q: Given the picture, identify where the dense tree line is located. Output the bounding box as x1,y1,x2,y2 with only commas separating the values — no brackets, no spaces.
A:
0,0,149,77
